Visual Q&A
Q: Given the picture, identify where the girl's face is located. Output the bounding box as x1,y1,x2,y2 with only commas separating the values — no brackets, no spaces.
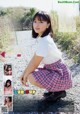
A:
33,17,50,36
6,82,11,87
8,67,12,71
5,97,10,102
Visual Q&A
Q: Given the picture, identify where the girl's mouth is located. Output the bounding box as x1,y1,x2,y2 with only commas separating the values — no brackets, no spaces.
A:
35,28,40,30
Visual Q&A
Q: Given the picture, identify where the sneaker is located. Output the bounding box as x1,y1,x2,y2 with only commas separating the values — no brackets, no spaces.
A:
43,91,66,102
43,92,53,97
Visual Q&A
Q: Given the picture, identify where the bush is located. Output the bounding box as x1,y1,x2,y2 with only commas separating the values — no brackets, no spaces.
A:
52,15,80,64
55,31,80,63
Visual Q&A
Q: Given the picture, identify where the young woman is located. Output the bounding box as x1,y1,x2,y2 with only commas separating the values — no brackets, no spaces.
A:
4,79,12,95
20,11,72,101
4,96,12,111
4,65,12,75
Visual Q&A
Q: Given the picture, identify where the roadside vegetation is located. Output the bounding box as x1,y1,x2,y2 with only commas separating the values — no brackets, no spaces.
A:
0,7,80,63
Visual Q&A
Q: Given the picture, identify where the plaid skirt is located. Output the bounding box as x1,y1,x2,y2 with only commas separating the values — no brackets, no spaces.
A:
32,60,72,92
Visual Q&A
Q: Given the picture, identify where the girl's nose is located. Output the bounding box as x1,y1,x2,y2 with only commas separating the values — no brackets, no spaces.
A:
35,24,39,28
34,22,40,27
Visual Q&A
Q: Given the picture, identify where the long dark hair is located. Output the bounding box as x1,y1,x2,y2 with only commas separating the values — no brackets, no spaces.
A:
5,79,11,87
32,11,53,38
5,97,12,104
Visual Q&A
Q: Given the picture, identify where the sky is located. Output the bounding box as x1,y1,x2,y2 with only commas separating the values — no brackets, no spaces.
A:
0,0,55,12
0,0,79,16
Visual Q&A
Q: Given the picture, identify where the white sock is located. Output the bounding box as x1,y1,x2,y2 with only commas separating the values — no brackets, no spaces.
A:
44,90,49,93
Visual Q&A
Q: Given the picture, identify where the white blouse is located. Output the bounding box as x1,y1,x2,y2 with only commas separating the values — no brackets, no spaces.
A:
35,35,63,64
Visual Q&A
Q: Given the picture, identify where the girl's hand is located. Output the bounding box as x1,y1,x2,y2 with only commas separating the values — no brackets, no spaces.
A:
20,74,28,86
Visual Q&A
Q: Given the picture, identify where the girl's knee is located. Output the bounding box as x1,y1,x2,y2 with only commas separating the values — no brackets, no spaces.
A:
28,74,44,88
28,74,36,85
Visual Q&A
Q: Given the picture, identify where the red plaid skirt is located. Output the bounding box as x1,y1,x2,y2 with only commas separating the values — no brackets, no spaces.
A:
32,60,72,92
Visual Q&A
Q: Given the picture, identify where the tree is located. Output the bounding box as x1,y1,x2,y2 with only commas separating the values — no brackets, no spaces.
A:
50,10,58,37
0,8,7,16
21,8,36,30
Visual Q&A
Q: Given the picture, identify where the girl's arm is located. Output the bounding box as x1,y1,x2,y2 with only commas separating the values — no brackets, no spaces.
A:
20,53,43,85
23,53,43,77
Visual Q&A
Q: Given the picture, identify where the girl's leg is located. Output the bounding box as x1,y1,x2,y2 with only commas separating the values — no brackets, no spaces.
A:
27,73,44,88
27,74,66,101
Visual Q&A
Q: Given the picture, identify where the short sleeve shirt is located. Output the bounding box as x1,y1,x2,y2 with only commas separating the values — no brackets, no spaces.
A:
35,35,63,64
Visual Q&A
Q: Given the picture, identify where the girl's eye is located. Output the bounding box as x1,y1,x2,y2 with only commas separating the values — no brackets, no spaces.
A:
33,20,44,23
33,21,36,23
40,21,44,23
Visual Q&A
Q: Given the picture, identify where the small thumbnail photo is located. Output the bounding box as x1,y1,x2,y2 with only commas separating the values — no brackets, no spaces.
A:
4,64,12,75
4,96,13,111
4,79,12,95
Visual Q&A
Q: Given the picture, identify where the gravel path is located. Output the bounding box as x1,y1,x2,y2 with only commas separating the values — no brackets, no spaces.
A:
12,54,80,114
6,31,80,114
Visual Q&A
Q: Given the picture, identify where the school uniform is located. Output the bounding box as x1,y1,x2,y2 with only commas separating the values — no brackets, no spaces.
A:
32,35,72,92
